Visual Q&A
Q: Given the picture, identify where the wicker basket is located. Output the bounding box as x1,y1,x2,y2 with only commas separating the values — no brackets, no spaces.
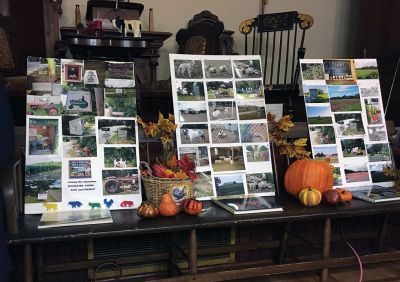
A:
142,175,193,206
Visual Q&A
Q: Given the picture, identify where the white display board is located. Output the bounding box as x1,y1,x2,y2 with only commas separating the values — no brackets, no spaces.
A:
169,54,275,199
25,57,141,214
300,59,395,188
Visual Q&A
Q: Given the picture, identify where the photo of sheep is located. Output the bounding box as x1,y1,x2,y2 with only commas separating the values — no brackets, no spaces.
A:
62,115,96,136
211,123,239,144
246,173,275,194
303,85,329,103
208,101,237,120
179,124,210,144
206,81,234,99
340,138,366,158
176,81,205,101
240,122,269,143
366,143,391,162
233,59,262,79
236,80,264,99
333,113,365,137
210,146,245,172
237,100,266,120
214,173,245,197
173,59,203,79
245,144,270,162
354,59,379,79
97,118,136,145
177,102,207,123
305,105,332,124
364,98,382,125
192,171,214,198
309,126,336,145
328,85,361,112
103,147,137,168
344,163,370,183
204,60,233,78
312,145,338,163
179,146,210,168
323,59,356,85
368,125,387,142
358,80,380,97
369,163,395,183
300,63,325,80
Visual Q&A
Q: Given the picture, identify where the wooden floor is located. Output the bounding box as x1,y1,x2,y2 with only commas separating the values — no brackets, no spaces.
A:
231,261,400,282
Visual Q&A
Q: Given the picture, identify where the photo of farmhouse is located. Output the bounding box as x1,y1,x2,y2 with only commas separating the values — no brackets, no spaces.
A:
340,138,366,158
354,59,379,79
334,113,365,137
366,143,391,162
210,146,245,172
214,174,245,197
344,163,370,183
303,85,329,103
206,81,234,99
204,60,233,79
312,146,338,163
305,105,333,124
301,63,325,80
246,173,275,194
323,59,356,85
177,102,207,122
237,100,266,120
328,85,362,112
176,81,205,101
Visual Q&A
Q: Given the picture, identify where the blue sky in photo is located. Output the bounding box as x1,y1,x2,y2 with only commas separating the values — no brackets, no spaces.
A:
328,85,359,98
303,84,328,93
215,174,243,185
313,146,337,155
306,105,331,117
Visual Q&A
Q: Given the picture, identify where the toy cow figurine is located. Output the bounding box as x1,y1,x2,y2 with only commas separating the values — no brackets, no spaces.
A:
111,16,142,38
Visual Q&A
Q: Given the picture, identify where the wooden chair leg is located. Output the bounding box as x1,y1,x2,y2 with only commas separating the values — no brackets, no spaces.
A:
188,229,197,274
278,222,291,264
320,218,331,282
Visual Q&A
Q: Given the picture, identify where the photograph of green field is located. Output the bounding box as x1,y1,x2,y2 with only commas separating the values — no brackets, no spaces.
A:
306,105,332,124
300,63,325,80
303,85,329,103
354,59,379,79
214,174,245,197
328,85,361,112
312,145,338,163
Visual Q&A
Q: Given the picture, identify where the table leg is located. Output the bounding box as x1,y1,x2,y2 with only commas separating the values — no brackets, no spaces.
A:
24,244,33,282
168,232,179,277
278,222,291,264
320,218,331,282
377,214,388,252
188,229,197,274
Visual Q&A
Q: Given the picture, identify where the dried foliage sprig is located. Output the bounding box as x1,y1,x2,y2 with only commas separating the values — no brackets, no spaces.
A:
383,166,400,189
267,113,311,160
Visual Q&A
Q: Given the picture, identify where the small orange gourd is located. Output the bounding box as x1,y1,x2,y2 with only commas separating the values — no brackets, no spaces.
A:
137,201,159,218
336,188,352,202
284,159,334,197
158,193,179,217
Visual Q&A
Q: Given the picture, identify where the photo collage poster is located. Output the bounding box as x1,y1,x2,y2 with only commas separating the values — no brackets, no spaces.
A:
25,57,141,214
169,54,275,199
300,59,395,189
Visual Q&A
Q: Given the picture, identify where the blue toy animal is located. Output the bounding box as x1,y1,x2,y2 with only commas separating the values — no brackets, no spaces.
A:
103,198,114,209
68,201,83,208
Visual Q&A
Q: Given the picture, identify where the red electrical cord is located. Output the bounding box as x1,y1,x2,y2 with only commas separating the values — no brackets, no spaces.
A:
340,224,363,282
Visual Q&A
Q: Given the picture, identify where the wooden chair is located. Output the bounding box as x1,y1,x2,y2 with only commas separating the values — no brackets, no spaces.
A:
239,11,314,120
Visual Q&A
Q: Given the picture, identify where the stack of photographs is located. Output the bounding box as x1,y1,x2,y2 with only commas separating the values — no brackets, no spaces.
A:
300,59,395,189
170,54,275,199
25,57,141,214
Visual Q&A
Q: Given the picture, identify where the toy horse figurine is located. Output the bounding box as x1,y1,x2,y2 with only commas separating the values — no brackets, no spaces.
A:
111,16,142,38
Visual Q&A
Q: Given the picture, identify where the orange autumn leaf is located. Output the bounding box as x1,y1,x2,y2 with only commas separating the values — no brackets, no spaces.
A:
277,115,294,131
174,170,188,179
167,154,178,168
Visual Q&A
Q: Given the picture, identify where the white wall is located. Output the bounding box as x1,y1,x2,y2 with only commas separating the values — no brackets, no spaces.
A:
60,0,359,80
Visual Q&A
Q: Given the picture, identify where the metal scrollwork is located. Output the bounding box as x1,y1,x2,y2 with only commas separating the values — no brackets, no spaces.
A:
239,18,255,35
297,13,314,30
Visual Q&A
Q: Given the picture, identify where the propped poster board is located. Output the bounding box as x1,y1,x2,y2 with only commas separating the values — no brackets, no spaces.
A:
25,57,141,214
169,54,276,199
300,59,395,189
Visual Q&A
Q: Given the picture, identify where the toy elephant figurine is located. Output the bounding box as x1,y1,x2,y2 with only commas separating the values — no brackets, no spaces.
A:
112,16,142,38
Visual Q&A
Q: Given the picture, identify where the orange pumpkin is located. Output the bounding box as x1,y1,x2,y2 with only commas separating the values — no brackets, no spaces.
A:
159,193,180,217
336,188,352,202
298,187,322,207
181,198,203,215
284,159,333,197
137,201,159,218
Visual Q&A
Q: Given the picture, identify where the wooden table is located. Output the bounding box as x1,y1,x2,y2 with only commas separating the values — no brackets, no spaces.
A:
6,196,400,282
